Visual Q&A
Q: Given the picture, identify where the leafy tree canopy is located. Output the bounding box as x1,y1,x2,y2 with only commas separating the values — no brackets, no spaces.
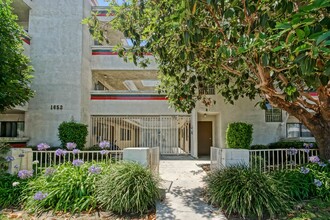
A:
85,0,330,158
0,0,34,112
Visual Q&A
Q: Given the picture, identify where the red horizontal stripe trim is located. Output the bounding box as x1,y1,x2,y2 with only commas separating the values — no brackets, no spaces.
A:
22,38,30,45
92,51,153,56
309,92,318,96
92,51,118,55
91,95,167,100
10,143,27,148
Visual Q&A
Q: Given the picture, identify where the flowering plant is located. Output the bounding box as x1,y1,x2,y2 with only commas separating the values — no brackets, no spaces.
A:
37,143,50,151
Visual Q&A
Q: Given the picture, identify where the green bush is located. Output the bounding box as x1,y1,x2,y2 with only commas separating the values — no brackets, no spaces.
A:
206,165,290,219
272,169,312,201
305,162,330,201
0,142,11,172
250,144,268,150
22,162,106,213
226,122,253,149
268,141,317,149
58,121,88,149
95,162,160,215
0,172,29,208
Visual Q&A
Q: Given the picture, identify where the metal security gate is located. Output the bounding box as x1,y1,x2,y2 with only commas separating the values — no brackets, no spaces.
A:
90,116,191,154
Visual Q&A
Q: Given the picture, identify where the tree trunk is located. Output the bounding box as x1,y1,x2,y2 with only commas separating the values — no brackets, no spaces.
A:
313,129,330,160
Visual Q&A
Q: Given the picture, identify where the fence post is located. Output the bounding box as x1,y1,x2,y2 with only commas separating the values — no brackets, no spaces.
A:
6,148,33,174
123,147,160,174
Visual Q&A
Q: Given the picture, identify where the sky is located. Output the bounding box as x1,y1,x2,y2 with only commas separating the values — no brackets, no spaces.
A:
97,0,124,6
98,0,109,6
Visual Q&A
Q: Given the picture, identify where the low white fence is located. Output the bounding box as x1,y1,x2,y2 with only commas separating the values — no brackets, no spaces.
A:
32,150,123,174
250,148,318,172
211,147,319,172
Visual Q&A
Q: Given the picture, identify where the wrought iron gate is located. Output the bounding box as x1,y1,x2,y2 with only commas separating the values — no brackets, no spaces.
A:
91,115,191,154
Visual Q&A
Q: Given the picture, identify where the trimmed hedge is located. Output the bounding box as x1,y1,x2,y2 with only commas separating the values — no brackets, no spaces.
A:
58,121,88,150
226,122,253,149
268,141,317,149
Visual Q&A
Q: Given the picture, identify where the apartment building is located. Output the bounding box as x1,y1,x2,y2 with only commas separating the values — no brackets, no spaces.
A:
0,0,313,157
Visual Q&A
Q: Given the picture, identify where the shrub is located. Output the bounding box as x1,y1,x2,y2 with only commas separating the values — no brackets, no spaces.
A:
226,122,253,149
0,172,29,208
268,141,317,149
0,142,11,172
95,162,160,215
250,144,268,150
272,169,312,201
206,165,290,219
58,121,88,150
305,162,330,201
22,162,106,213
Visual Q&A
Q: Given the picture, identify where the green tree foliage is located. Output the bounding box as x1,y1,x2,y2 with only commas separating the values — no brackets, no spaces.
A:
85,0,330,158
0,0,34,112
226,122,253,149
58,121,88,149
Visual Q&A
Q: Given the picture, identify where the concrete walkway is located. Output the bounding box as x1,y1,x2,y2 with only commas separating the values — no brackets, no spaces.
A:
156,156,227,220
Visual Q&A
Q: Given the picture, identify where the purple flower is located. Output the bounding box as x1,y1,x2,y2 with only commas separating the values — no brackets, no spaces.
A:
37,143,50,151
309,143,314,148
318,162,327,167
300,167,310,174
100,150,109,155
66,142,77,150
287,148,298,156
314,179,322,187
34,191,48,201
44,167,56,176
99,141,110,149
14,164,19,169
309,156,320,163
18,170,33,179
55,149,67,157
72,149,80,155
304,148,310,154
5,156,15,162
88,165,101,174
72,159,84,167
18,153,25,158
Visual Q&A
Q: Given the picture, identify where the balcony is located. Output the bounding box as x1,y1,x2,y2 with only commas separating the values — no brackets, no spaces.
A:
91,46,157,70
91,6,115,22
12,0,30,32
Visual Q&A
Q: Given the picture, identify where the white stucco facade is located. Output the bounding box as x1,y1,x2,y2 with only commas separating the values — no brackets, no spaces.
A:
1,0,309,157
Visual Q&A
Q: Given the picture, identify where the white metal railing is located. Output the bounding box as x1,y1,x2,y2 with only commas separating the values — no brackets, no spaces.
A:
249,148,319,172
32,150,123,174
210,147,319,172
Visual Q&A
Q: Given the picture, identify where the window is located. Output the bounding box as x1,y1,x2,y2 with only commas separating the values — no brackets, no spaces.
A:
120,128,131,141
265,108,282,122
0,122,24,137
287,123,313,138
198,86,215,95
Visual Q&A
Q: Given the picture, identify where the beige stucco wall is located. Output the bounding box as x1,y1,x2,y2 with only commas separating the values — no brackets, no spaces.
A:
25,0,92,146
195,95,286,150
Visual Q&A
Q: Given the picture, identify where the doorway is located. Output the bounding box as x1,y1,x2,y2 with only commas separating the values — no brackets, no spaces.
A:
198,121,212,156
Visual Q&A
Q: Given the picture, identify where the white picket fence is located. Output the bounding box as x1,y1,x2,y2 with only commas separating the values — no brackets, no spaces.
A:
32,150,123,174
211,147,319,172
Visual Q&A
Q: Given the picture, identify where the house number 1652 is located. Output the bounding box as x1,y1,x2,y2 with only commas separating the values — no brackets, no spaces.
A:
50,105,63,110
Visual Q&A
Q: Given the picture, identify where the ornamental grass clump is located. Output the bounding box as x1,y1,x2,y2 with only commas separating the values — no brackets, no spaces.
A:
95,162,160,215
0,172,30,208
206,165,290,219
22,161,106,214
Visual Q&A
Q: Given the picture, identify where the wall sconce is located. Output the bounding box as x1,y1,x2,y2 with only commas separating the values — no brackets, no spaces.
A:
204,113,207,118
